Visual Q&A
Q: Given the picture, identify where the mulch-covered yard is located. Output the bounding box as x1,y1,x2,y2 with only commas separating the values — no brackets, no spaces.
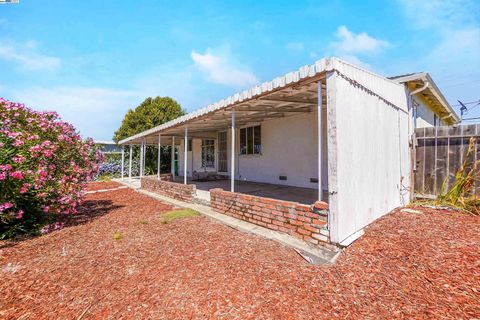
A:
86,181,126,192
1,182,479,319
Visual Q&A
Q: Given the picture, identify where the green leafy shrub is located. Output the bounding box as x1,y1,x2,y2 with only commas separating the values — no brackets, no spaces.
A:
0,98,102,238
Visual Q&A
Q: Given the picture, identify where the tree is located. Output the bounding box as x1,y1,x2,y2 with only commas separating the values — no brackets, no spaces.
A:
113,96,185,142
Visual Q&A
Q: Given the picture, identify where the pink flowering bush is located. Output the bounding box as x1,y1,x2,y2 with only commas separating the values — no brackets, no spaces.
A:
0,98,102,238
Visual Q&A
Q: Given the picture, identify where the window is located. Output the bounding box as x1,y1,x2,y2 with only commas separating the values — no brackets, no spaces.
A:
187,139,192,152
201,139,215,168
218,132,227,172
240,125,261,155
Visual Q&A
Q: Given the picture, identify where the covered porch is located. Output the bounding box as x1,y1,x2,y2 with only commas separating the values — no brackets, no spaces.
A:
116,60,333,246
117,66,329,206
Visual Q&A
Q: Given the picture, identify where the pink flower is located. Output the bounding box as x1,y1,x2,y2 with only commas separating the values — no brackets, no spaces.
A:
0,202,13,212
0,172,6,180
10,171,24,180
16,210,24,219
0,164,12,171
13,155,25,163
13,139,24,147
20,183,30,193
42,150,54,157
37,169,48,179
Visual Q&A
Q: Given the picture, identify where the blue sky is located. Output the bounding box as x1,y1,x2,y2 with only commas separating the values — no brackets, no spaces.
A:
0,0,479,140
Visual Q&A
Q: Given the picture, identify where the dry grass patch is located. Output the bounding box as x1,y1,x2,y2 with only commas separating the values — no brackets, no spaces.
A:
160,208,199,224
112,231,123,240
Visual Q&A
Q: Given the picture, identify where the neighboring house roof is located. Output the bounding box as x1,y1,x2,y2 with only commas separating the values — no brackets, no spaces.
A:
94,140,117,145
389,72,460,124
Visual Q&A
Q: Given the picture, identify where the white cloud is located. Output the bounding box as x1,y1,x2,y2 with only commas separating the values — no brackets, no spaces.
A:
0,40,60,71
286,42,304,53
331,26,390,55
323,26,389,70
191,48,259,88
10,86,140,139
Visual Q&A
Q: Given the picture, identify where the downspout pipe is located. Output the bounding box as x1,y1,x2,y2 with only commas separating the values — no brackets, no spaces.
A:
409,81,429,97
409,80,429,201
409,81,429,130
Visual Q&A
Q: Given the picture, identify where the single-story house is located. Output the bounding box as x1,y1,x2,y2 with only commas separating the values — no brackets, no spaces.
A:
118,57,459,246
94,140,122,154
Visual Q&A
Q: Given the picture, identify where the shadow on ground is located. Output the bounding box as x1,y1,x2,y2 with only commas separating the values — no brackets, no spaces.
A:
0,199,124,249
63,199,124,227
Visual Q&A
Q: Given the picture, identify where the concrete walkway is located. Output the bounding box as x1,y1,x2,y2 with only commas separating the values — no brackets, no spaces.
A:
114,178,340,264
114,177,141,189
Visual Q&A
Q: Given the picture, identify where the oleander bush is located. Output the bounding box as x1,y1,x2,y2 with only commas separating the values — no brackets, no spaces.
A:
0,98,102,238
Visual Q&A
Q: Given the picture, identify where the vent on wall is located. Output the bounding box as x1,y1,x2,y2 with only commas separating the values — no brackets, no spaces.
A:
310,178,318,183
279,175,287,181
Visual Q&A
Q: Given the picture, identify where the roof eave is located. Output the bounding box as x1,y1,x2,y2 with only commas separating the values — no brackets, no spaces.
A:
392,73,460,124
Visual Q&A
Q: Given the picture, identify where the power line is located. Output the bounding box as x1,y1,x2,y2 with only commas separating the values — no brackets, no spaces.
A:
451,99,480,107
462,116,480,121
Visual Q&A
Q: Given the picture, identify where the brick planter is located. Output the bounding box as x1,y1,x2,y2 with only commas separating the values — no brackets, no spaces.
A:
210,188,329,245
141,176,196,202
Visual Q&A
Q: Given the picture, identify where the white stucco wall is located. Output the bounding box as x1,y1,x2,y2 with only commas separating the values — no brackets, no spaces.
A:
413,94,445,128
177,110,328,190
233,110,328,189
327,60,411,245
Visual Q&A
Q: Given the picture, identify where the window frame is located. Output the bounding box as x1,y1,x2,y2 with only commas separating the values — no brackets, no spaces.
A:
201,139,216,168
239,125,261,156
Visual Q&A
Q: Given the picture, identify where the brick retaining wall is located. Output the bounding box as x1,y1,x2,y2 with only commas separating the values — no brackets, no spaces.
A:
141,176,196,202
210,188,329,245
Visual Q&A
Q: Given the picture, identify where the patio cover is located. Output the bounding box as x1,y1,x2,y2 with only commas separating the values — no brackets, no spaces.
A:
117,58,336,145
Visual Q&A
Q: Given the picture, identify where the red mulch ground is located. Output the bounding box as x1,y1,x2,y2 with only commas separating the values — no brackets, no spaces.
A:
86,181,123,192
1,185,479,319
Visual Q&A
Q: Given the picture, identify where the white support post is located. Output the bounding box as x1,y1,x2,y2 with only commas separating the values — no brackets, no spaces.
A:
157,134,161,180
231,110,235,192
143,139,147,175
318,81,323,201
184,127,188,184
121,145,125,180
139,141,144,177
128,144,132,181
171,136,175,178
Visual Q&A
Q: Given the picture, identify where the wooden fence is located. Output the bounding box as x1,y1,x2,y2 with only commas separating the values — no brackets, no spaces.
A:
413,124,480,198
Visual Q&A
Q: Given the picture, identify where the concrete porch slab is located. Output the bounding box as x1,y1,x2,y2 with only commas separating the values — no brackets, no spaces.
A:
174,176,326,205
